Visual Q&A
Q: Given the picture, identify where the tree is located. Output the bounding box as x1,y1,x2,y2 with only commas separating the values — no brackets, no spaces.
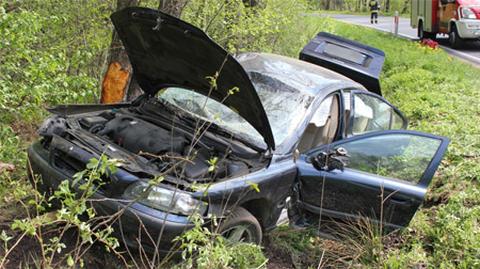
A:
322,0,331,10
159,0,188,17
100,0,187,104
100,0,137,104
401,0,410,14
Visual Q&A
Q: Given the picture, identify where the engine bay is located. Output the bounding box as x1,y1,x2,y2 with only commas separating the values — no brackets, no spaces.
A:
41,108,265,188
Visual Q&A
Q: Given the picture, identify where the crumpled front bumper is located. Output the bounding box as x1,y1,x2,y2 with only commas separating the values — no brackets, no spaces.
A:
456,19,480,39
27,141,194,253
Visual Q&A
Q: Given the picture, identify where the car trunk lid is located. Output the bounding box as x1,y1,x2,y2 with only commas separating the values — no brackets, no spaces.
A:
300,32,385,96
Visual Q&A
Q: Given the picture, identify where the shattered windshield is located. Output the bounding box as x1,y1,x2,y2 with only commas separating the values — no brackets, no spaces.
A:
249,72,314,144
156,54,348,150
157,87,265,148
157,79,314,149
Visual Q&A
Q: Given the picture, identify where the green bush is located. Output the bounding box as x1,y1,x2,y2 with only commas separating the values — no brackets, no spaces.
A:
182,0,308,54
173,214,267,269
0,2,111,124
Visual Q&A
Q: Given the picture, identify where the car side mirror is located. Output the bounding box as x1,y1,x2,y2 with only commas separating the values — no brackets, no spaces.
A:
310,147,349,171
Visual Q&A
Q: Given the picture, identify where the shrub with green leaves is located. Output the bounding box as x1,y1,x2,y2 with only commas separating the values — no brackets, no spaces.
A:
2,155,121,268
173,214,267,269
182,0,308,54
0,2,111,124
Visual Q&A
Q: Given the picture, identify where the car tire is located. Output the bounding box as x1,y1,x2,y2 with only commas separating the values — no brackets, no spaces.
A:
449,25,463,49
418,23,436,40
425,32,437,40
218,207,262,244
418,22,425,39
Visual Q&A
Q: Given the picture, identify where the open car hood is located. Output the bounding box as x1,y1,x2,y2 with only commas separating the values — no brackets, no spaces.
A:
111,7,275,150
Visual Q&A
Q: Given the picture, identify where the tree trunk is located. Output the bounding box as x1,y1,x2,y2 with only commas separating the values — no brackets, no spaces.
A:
158,0,187,18
321,0,331,10
100,0,187,104
100,0,138,104
401,0,409,14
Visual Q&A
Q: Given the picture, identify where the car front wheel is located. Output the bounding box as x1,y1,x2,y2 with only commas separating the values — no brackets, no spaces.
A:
218,207,262,244
449,25,463,49
418,23,425,39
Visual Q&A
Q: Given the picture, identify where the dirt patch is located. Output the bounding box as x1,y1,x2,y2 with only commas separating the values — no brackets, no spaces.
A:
263,235,295,269
382,230,405,250
265,248,293,269
0,232,42,268
263,236,294,269
0,227,127,269
423,192,450,208
10,121,38,143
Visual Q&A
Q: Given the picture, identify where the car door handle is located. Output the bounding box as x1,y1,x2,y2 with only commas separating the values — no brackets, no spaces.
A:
390,198,412,206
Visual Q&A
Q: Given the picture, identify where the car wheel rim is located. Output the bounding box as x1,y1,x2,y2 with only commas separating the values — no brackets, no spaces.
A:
450,31,456,44
221,224,254,243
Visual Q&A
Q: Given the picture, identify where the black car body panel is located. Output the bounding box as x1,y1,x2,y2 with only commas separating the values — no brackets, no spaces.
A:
111,7,275,149
294,130,449,229
300,32,385,95
27,142,193,252
27,7,449,252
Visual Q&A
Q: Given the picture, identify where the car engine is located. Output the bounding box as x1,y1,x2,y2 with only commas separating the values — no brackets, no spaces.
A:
96,115,187,155
51,110,257,186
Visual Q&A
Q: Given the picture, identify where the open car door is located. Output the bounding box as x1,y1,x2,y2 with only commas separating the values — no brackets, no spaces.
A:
291,130,449,231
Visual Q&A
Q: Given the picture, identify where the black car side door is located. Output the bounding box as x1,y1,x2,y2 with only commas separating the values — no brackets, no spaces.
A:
293,130,449,230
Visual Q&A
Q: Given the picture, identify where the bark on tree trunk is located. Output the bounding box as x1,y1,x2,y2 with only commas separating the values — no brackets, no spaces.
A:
100,0,187,104
100,0,139,104
158,0,187,18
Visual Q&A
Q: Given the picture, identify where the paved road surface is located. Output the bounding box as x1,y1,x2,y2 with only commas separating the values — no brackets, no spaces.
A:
325,14,480,66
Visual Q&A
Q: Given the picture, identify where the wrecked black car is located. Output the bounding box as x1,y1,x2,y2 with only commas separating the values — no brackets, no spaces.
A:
27,7,449,252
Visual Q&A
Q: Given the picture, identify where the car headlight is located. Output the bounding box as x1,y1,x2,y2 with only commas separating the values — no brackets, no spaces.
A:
123,181,207,216
466,23,480,29
462,7,477,19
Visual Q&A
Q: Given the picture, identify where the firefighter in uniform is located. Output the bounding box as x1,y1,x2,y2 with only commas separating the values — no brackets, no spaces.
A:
369,0,380,24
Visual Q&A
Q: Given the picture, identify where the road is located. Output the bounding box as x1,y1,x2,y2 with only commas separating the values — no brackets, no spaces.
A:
326,14,480,66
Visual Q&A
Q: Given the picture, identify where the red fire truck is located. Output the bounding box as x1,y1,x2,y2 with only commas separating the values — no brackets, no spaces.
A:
411,0,480,48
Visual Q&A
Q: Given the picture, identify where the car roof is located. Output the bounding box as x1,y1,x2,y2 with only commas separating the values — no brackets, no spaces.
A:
236,52,363,96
